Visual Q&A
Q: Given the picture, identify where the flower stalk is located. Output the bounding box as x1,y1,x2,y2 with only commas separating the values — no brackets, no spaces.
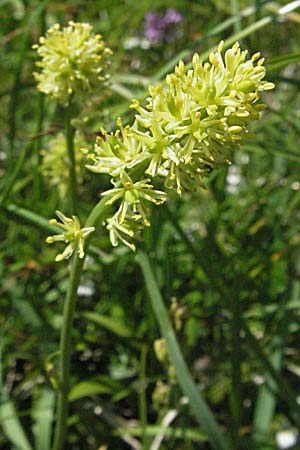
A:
52,254,84,450
65,104,77,212
52,197,110,450
229,283,242,446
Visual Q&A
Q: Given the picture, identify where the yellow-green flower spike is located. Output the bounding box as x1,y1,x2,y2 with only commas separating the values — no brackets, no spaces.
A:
46,211,95,261
86,41,274,250
33,22,112,105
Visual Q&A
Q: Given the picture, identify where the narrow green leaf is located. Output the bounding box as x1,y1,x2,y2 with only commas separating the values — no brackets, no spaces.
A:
111,73,150,86
243,144,300,164
12,298,43,329
266,53,300,72
83,311,132,337
110,82,135,100
0,141,33,206
32,389,55,450
69,381,111,401
253,351,281,440
115,425,206,441
0,400,33,450
137,251,229,450
231,0,241,33
1,204,60,234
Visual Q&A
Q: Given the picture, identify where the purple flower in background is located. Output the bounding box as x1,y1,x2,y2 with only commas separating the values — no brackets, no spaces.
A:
144,8,184,44
164,8,183,25
144,11,166,43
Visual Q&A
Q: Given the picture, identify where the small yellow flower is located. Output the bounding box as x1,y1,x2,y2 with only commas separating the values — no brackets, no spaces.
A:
106,214,137,252
46,211,95,261
102,171,167,225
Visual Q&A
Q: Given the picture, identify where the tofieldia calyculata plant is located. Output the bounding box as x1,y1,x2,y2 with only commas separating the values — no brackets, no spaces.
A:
33,25,274,450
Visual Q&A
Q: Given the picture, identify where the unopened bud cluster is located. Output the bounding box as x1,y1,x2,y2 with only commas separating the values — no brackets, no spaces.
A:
33,22,112,105
86,41,274,250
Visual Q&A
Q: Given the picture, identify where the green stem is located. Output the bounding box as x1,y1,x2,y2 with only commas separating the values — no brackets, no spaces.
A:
137,251,229,450
1,204,60,234
231,0,241,34
52,197,110,450
139,345,148,450
253,0,262,48
0,142,34,206
33,9,46,202
8,30,31,168
33,93,45,202
65,106,77,213
229,288,241,446
52,255,84,450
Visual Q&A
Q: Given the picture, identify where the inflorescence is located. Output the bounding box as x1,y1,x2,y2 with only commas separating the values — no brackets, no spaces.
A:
84,41,274,251
33,21,112,105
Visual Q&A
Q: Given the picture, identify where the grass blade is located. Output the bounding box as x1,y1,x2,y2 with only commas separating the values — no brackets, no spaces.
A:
69,381,111,402
0,141,34,206
32,389,55,450
115,424,206,441
266,53,300,72
231,0,242,33
253,350,281,440
0,400,33,450
83,311,132,337
137,251,229,450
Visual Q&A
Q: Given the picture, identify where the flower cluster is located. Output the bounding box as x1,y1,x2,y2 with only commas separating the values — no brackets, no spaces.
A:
86,41,274,250
46,211,95,261
33,22,112,105
41,132,87,198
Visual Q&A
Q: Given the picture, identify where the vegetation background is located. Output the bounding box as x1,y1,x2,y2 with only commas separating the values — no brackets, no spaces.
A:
1,0,300,449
